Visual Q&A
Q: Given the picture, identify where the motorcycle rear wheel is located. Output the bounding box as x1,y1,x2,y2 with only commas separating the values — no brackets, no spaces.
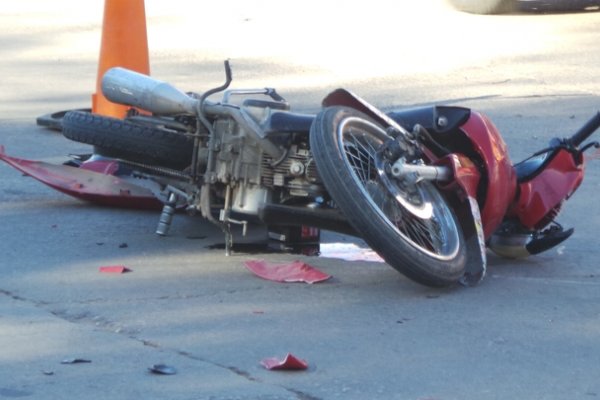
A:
310,106,466,287
62,111,193,170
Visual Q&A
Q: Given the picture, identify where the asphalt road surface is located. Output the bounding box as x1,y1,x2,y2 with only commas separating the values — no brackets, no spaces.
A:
1,1,600,399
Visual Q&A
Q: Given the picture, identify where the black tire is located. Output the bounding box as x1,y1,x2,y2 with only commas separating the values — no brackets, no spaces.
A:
62,111,193,170
447,0,515,13
310,106,466,287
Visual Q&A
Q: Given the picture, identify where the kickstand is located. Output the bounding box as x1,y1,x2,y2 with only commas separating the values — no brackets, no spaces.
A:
223,224,233,256
200,184,235,256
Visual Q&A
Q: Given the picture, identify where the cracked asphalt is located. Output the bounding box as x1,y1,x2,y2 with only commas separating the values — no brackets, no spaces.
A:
1,1,600,399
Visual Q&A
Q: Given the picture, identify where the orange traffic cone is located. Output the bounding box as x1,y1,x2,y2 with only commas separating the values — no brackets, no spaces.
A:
92,0,150,118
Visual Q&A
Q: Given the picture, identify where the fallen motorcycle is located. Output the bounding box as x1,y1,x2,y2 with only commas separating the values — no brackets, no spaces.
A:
56,61,600,287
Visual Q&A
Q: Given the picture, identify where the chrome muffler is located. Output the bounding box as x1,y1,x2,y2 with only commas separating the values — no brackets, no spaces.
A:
102,67,199,115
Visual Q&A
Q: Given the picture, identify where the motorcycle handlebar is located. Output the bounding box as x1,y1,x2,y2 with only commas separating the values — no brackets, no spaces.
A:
570,111,600,147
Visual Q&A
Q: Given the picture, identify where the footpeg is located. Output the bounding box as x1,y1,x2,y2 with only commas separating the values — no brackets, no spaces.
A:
156,192,177,236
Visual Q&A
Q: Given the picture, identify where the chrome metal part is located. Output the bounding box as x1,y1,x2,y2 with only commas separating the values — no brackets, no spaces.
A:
391,159,452,182
488,231,533,259
102,67,199,115
223,88,287,106
156,192,178,236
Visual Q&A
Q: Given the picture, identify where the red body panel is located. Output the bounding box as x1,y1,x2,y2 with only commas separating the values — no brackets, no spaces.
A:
0,146,162,209
458,112,517,238
435,153,481,198
511,150,584,229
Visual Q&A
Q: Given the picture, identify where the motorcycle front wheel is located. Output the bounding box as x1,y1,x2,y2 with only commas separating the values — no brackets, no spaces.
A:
310,106,466,287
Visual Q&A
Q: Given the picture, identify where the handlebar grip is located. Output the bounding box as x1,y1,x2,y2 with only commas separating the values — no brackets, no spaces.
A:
570,111,600,147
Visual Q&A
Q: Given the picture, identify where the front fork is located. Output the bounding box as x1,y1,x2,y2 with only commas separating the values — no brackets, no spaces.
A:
386,131,487,286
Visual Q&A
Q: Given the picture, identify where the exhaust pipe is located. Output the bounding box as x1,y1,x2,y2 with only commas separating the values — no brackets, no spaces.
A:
102,67,199,115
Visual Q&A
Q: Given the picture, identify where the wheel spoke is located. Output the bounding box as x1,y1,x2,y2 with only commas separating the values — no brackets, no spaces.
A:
343,130,378,184
339,119,457,259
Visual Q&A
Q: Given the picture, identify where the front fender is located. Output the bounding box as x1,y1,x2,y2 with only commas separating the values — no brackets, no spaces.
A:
436,153,487,285
322,89,409,134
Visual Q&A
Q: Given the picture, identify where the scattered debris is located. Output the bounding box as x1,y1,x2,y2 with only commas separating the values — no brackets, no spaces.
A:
261,353,308,371
244,260,331,284
0,146,161,209
60,358,91,364
99,265,131,274
148,364,177,375
319,242,384,263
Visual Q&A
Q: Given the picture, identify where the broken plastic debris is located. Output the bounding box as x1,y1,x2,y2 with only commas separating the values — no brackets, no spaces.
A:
261,353,308,370
148,364,177,375
318,242,384,262
60,358,91,364
99,265,131,274
0,145,161,209
244,260,331,284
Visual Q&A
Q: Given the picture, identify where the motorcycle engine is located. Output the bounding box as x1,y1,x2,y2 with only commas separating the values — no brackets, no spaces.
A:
212,118,323,214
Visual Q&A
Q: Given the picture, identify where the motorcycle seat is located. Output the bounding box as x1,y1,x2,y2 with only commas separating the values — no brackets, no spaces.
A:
263,106,470,136
264,111,315,134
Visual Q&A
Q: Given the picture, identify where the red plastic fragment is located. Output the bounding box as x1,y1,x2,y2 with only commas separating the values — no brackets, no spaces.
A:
99,265,131,274
261,353,308,370
243,260,331,284
0,146,161,209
